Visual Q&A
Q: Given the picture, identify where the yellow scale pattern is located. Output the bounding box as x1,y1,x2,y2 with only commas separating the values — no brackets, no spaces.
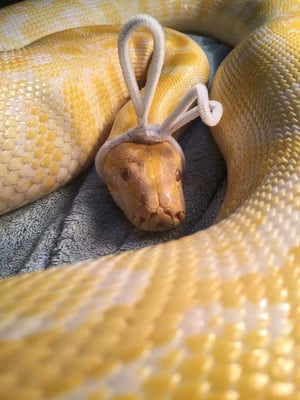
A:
0,0,300,399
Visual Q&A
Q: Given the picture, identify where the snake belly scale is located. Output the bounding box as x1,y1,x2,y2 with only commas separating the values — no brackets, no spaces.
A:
0,0,300,399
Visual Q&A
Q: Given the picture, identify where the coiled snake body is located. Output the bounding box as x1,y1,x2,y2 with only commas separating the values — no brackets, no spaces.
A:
0,0,300,399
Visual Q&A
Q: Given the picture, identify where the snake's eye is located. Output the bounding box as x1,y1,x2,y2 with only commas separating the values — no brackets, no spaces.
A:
175,169,182,182
121,167,131,181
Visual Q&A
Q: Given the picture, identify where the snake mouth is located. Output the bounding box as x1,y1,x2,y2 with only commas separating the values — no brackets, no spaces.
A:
132,207,185,231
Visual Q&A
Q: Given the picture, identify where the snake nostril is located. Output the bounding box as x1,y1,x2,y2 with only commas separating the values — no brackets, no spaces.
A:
176,211,185,222
139,216,146,225
164,209,173,218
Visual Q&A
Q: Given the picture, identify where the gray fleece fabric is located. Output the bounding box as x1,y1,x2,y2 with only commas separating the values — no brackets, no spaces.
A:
0,35,231,278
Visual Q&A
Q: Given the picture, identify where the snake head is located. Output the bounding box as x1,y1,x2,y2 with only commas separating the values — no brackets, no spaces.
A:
99,141,185,231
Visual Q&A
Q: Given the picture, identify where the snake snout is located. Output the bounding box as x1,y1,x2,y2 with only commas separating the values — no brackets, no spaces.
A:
135,207,185,231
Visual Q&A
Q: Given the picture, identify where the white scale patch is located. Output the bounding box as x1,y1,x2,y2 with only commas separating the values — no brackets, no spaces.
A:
179,301,291,338
0,13,29,45
0,262,152,340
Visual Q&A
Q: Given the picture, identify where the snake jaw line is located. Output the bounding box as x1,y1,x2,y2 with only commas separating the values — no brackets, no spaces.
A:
133,206,186,231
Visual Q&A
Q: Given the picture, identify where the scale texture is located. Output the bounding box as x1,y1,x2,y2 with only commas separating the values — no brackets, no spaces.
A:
0,0,300,399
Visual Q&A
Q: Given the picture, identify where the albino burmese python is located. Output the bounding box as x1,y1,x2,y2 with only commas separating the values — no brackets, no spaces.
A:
0,0,300,398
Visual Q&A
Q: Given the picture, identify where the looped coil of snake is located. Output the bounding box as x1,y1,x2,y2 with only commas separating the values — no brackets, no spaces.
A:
0,0,300,399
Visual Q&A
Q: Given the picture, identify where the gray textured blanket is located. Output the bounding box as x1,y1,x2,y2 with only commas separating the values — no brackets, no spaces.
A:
0,35,231,278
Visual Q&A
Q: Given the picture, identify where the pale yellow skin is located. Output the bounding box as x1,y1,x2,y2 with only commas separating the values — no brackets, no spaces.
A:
1,1,300,399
